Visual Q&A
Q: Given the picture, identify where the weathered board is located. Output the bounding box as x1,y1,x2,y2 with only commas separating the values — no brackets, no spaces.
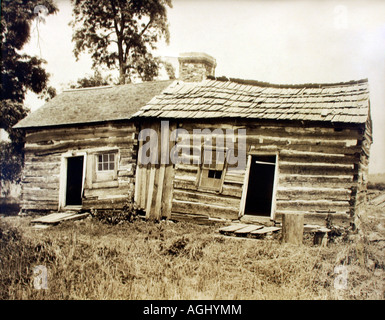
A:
250,226,281,234
234,225,264,234
219,224,251,233
31,212,89,224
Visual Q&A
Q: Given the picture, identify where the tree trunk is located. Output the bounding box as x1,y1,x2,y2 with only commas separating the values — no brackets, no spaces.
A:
119,64,125,84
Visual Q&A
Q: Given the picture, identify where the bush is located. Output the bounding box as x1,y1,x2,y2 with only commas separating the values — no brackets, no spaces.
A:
90,198,141,225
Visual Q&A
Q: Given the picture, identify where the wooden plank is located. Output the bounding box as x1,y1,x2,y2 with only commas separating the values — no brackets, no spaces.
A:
250,226,281,234
162,163,174,219
31,212,79,224
134,137,144,205
161,122,177,219
140,165,148,209
26,136,131,153
251,142,361,155
279,162,354,176
145,165,157,219
172,189,241,208
279,153,359,165
276,187,351,201
218,224,251,233
172,199,239,220
154,164,166,220
239,155,252,217
276,199,351,212
221,184,243,198
234,225,264,234
26,123,136,143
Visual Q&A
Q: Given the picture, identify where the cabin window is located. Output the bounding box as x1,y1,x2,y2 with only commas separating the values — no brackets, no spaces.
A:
199,147,226,191
97,153,115,171
94,151,118,183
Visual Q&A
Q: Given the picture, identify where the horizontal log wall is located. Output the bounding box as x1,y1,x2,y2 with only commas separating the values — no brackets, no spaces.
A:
246,122,364,225
21,122,136,213
169,120,366,225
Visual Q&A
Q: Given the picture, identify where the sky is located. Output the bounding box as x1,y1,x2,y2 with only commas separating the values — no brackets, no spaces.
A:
22,0,385,173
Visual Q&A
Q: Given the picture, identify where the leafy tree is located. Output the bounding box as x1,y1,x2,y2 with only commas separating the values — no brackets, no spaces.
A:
70,69,114,89
1,0,58,185
70,0,172,84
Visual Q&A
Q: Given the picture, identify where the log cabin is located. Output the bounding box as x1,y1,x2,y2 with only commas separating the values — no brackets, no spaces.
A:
14,80,173,214
132,53,372,227
14,52,372,228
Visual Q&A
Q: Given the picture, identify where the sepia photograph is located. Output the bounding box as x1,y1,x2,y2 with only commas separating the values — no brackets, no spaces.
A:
1,0,384,306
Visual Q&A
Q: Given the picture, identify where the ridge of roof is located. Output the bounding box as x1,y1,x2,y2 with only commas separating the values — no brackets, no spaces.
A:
62,85,113,92
207,75,369,89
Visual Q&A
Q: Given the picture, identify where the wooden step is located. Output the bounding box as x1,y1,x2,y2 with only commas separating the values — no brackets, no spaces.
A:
234,225,264,234
218,224,250,233
250,226,281,234
31,212,89,225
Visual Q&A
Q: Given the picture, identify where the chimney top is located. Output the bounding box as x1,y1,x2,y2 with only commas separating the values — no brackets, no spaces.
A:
178,52,216,82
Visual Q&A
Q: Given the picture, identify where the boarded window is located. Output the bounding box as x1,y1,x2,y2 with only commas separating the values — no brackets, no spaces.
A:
199,147,226,191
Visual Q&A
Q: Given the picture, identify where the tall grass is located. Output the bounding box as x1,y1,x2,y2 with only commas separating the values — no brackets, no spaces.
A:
1,205,384,300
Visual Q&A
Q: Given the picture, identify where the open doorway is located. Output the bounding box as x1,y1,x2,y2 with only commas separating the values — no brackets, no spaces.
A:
244,155,277,217
65,156,84,206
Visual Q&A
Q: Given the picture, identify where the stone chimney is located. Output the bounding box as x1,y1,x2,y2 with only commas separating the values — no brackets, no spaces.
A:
178,52,217,82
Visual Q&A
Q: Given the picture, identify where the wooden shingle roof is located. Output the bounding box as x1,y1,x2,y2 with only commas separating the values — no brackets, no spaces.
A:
15,80,174,129
133,78,370,124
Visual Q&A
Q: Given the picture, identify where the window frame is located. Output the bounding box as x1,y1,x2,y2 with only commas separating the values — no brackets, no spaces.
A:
197,145,228,192
97,153,116,172
93,150,118,184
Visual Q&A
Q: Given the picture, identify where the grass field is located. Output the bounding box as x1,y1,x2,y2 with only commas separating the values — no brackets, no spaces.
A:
1,201,384,300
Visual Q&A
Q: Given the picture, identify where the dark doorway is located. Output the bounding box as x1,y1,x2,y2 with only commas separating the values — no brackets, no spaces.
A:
65,156,84,206
244,155,276,216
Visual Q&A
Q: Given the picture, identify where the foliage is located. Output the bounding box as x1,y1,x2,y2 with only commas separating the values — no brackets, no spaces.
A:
159,58,176,80
70,0,172,84
0,0,58,183
38,85,57,102
69,69,113,89
0,142,24,183
90,197,141,224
